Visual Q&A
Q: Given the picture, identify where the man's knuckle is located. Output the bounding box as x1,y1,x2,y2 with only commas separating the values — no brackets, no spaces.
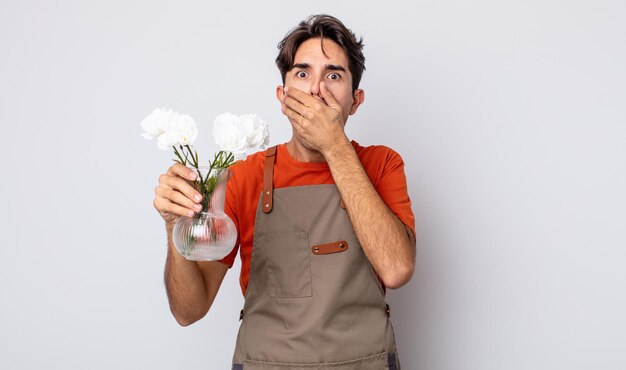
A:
177,177,191,189
154,185,165,197
165,202,177,213
166,188,177,200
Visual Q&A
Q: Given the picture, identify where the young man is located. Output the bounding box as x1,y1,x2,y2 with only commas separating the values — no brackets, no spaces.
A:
153,14,415,369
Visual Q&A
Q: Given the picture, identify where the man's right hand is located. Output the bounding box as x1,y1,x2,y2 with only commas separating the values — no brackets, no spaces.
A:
153,163,204,226
156,163,227,326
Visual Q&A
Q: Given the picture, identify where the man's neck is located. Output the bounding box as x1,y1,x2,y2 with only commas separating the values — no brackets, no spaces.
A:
286,139,326,163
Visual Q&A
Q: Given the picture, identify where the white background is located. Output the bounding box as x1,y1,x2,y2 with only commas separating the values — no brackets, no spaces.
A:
1,1,625,369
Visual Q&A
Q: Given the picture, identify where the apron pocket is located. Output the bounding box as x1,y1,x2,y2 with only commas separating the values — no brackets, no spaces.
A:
257,231,311,298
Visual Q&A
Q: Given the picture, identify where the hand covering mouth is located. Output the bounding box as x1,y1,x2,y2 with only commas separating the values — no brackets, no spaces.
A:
312,93,327,105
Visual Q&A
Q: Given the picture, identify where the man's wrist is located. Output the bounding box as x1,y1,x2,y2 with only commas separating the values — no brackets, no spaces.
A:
323,134,353,164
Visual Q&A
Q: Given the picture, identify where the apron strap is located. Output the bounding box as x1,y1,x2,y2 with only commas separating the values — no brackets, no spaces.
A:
262,146,277,213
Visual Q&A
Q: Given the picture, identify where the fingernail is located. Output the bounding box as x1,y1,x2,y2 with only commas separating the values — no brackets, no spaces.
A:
194,194,202,202
189,171,197,180
194,204,202,211
187,210,194,217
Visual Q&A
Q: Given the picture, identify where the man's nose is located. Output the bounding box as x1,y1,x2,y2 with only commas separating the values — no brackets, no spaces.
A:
308,76,322,96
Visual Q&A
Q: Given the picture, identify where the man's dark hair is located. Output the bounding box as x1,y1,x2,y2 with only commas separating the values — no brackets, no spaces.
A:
276,14,366,92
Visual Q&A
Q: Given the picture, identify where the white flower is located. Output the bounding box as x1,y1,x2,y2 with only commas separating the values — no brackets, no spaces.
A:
213,113,269,160
140,108,198,150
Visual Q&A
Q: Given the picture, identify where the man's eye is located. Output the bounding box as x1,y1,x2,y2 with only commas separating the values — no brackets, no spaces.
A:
296,71,308,78
328,73,341,80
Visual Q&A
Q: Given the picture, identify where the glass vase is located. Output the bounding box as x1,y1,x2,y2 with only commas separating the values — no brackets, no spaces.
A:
172,167,237,261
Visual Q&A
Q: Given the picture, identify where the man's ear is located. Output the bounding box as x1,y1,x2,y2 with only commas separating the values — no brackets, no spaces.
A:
276,85,285,102
349,89,365,115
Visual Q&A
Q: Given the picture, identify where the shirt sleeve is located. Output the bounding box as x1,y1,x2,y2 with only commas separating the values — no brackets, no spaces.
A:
373,148,416,239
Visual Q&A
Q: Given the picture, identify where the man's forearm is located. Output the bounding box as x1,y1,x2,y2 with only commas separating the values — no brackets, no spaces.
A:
163,224,210,326
325,138,415,289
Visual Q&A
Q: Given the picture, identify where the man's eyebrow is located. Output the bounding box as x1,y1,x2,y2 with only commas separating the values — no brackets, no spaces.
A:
326,64,346,72
291,63,347,72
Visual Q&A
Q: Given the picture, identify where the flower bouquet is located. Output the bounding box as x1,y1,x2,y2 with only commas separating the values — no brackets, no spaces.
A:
141,108,269,260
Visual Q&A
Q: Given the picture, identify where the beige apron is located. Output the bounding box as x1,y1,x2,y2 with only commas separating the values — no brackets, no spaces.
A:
232,147,399,369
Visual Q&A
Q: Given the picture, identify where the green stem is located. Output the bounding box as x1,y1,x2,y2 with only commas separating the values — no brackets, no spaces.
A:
180,145,191,166
185,145,198,168
172,146,238,214
173,146,187,165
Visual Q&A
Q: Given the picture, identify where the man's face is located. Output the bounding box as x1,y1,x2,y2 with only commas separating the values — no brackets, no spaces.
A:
277,37,364,125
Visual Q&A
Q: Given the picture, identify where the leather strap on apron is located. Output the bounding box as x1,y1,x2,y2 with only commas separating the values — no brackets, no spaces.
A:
232,146,400,369
261,146,277,214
